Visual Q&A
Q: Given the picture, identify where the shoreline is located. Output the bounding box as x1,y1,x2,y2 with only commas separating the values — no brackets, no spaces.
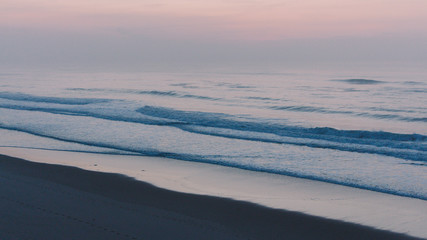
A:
0,153,424,240
1,147,427,238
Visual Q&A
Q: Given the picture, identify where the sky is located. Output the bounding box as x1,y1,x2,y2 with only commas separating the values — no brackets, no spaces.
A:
1,0,427,70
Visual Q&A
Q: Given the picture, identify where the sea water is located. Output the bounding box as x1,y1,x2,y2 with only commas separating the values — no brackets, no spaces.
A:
0,66,426,199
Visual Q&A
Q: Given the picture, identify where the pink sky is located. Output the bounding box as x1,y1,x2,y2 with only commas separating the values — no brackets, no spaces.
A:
2,0,427,68
2,0,427,41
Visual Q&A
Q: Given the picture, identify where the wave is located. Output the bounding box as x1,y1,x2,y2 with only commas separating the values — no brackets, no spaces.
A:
404,88,427,93
366,107,417,113
0,124,189,159
356,113,427,123
67,88,220,100
0,99,426,162
0,92,109,105
332,79,385,85
0,124,425,200
270,105,353,114
270,104,427,122
138,90,179,96
307,127,426,142
215,82,255,89
0,103,177,126
342,88,368,92
1,101,425,144
169,83,199,89
16,89,423,124
403,81,424,85
135,106,426,160
1,104,426,200
245,96,282,101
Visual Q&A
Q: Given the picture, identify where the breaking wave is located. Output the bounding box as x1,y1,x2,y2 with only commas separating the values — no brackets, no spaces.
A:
333,79,385,85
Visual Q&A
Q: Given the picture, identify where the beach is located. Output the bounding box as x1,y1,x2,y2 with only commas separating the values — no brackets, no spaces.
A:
0,68,426,240
3,0,427,238
0,150,425,240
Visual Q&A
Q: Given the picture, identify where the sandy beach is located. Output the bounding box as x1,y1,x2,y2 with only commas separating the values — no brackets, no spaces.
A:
3,0,427,239
0,152,425,240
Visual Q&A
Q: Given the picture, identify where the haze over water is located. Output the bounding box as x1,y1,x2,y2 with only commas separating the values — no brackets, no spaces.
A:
2,0,427,69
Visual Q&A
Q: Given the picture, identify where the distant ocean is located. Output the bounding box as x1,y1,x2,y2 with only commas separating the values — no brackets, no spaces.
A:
0,66,426,199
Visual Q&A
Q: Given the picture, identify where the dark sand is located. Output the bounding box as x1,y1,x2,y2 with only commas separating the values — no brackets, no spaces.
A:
0,154,423,240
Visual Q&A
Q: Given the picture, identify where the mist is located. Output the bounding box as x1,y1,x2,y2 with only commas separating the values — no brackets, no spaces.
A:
2,28,426,71
2,0,427,71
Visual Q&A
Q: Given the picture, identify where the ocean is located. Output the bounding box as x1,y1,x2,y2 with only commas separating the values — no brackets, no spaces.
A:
0,66,426,199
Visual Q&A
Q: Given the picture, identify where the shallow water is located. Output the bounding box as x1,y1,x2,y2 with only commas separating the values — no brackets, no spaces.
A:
0,67,426,199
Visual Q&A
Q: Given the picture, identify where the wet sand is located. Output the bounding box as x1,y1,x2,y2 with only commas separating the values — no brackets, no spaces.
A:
0,154,422,240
